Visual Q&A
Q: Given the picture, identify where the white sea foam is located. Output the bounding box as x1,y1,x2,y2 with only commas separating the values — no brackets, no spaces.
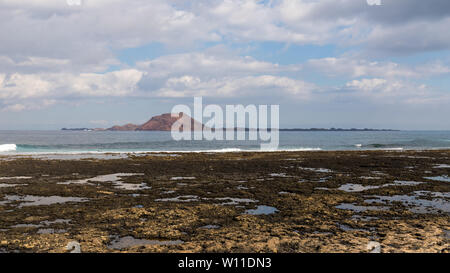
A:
0,144,16,152
382,148,404,151
202,148,242,153
1,147,322,155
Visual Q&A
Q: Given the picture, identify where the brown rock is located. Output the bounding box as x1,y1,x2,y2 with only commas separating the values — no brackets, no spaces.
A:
108,123,140,131
107,113,205,131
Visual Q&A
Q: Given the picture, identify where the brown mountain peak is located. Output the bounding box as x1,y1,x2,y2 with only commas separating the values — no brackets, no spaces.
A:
107,113,204,131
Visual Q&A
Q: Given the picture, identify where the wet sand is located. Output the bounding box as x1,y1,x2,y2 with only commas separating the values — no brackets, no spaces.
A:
0,150,449,253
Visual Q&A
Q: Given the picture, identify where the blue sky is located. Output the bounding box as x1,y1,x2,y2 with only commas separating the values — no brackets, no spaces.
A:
0,0,450,130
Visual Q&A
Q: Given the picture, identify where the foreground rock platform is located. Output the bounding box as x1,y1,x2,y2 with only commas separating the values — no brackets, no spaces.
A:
0,150,448,253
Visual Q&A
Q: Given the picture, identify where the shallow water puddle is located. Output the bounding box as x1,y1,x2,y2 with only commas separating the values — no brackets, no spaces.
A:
338,184,381,192
129,193,142,197
359,176,382,180
371,171,388,176
300,177,330,183
170,177,196,180
40,219,71,225
338,224,370,232
108,236,183,250
433,164,450,168
155,195,258,205
37,228,66,234
245,205,279,215
351,215,379,221
59,173,149,190
392,180,423,186
314,187,330,191
198,225,220,229
425,175,450,182
0,183,26,188
314,176,331,183
0,176,32,180
299,167,332,173
444,230,450,240
1,195,88,208
414,191,450,198
311,231,333,235
335,203,389,212
269,173,292,178
365,193,450,214
216,197,258,205
114,182,150,191
338,180,423,192
155,195,200,202
11,224,41,228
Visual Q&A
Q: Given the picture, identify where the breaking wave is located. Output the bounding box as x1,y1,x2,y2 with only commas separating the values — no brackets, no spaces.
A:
2,145,322,154
0,144,17,152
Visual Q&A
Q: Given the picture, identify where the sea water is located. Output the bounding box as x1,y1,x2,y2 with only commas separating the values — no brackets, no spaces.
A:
0,130,450,154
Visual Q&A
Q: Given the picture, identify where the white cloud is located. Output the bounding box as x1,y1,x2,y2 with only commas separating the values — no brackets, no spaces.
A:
308,57,450,79
0,0,217,64
68,69,144,97
133,50,312,100
0,0,449,72
0,73,52,99
346,78,388,92
136,51,293,78
2,103,26,112
0,47,312,111
153,75,315,99
343,77,445,105
1,0,449,114
0,69,143,111
364,17,450,55
1,99,56,112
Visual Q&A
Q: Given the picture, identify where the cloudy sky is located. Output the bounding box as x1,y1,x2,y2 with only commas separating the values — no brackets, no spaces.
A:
0,0,449,130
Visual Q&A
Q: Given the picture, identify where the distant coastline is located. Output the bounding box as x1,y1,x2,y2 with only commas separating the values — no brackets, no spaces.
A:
61,113,399,132
278,128,399,132
61,128,100,132
61,127,399,132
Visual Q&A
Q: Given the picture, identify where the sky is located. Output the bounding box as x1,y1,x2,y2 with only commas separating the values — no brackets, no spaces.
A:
0,0,450,130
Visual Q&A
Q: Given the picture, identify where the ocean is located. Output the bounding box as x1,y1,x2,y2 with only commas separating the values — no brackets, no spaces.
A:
1,130,450,154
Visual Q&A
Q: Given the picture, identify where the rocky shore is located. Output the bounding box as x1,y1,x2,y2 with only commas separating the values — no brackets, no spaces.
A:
0,150,448,253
